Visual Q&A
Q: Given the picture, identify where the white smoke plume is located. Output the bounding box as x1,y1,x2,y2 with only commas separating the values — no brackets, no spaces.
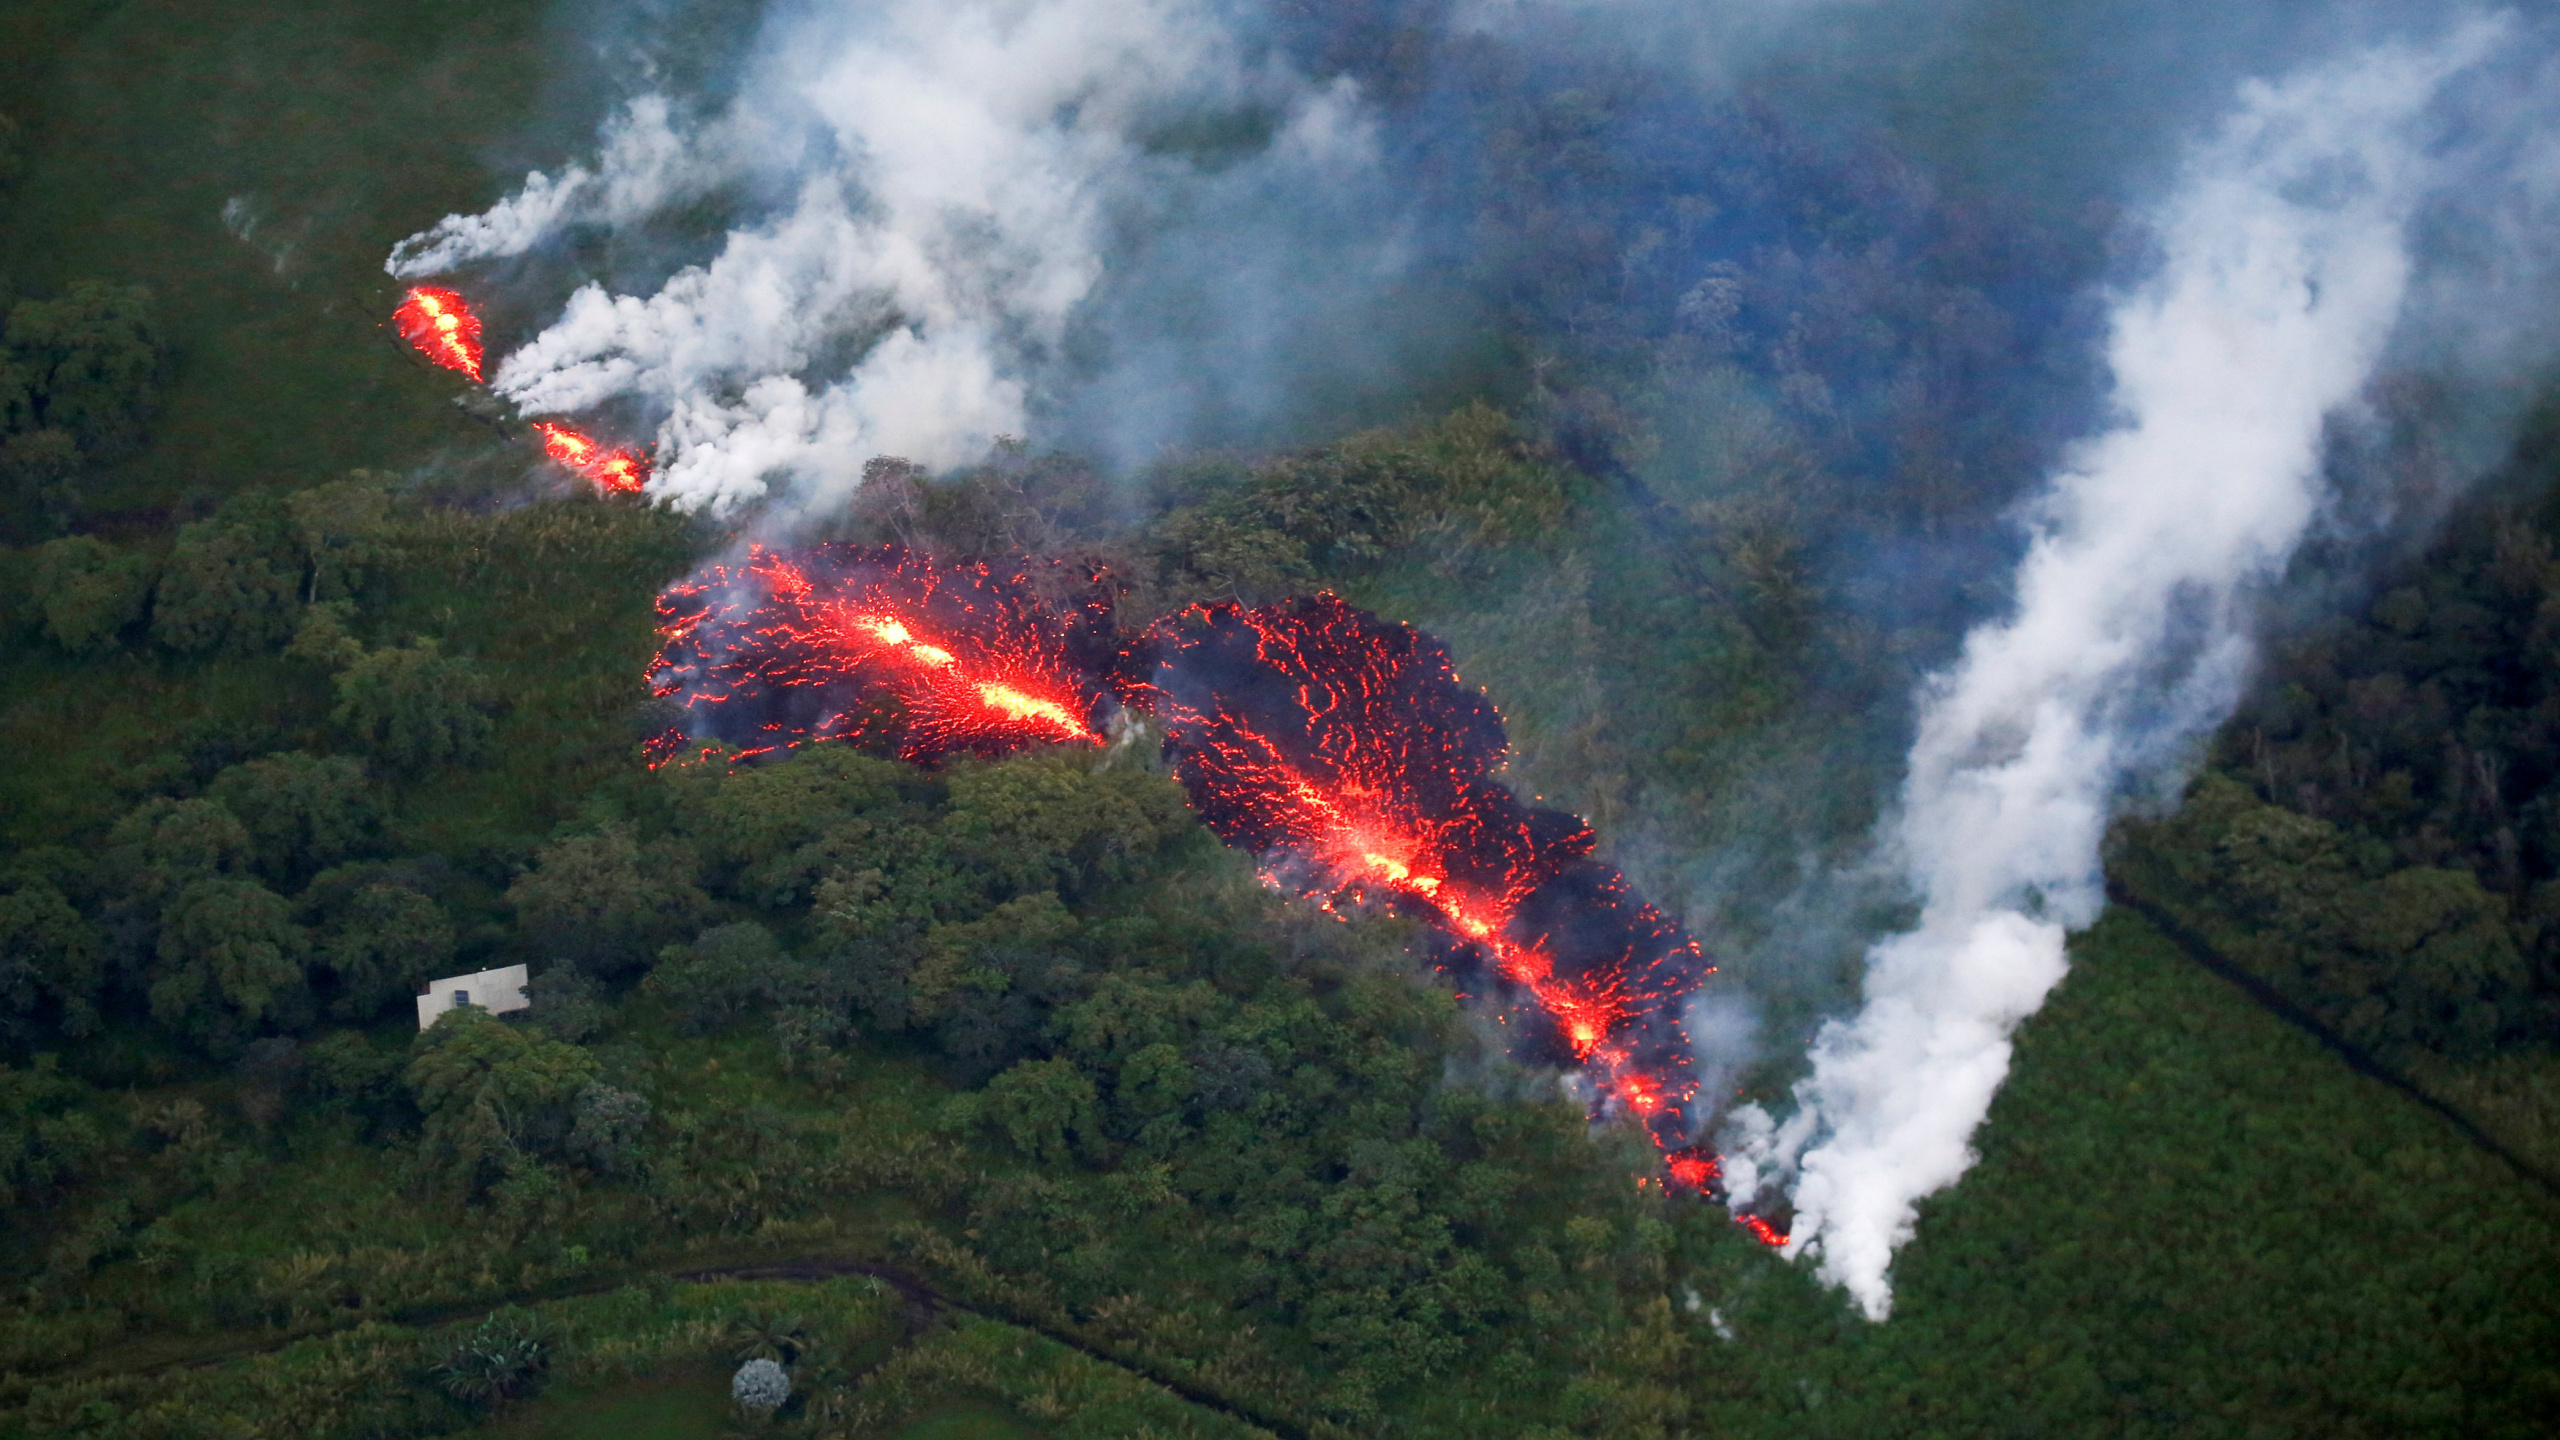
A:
386,0,1377,516
1720,17,2509,1321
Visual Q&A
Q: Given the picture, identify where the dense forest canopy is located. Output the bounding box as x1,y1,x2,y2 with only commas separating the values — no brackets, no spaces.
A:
3,0,2559,1437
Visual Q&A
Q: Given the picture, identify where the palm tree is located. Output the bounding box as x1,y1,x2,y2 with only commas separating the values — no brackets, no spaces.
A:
727,1307,808,1366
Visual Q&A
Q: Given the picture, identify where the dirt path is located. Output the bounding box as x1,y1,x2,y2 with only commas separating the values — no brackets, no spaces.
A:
6,1248,1301,1440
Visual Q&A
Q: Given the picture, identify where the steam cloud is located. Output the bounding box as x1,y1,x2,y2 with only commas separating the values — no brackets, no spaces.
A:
387,0,1379,515
1721,18,2515,1320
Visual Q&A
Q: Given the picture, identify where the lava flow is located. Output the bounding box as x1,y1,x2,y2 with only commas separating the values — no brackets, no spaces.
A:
645,549,1755,1214
387,288,649,497
650,543,1108,765
533,420,650,494
1140,595,1713,1153
393,286,483,381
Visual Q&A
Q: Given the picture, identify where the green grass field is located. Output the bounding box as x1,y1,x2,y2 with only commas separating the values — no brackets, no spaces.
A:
0,0,549,511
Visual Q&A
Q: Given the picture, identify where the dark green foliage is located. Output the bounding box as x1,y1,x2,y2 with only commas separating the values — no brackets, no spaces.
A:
299,1027,409,1128
406,1008,599,1197
0,877,100,1042
642,921,819,1036
0,1056,105,1208
0,427,77,533
108,796,252,906
673,743,914,908
328,638,495,771
204,751,377,884
508,825,710,977
2128,779,2536,1059
937,751,1195,900
2,281,160,456
147,875,309,1048
431,1305,555,1406
982,1056,1097,1165
565,1081,649,1174
28,534,150,653
151,506,303,654
304,871,453,1021
726,1307,808,1365
284,472,397,603
1137,405,1583,605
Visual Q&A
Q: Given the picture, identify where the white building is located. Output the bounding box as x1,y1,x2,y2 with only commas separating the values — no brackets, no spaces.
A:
416,964,531,1030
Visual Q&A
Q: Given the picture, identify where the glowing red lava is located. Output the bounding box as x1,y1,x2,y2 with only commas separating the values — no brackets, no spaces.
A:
647,550,1767,1229
393,286,484,381
651,543,1107,765
532,420,650,495
1140,595,1711,1153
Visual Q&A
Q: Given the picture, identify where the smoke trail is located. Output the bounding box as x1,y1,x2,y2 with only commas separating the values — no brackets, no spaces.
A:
387,0,1380,516
1720,17,2507,1321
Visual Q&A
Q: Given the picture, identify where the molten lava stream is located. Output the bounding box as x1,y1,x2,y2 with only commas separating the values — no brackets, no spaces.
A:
1144,594,1712,1153
533,420,650,495
651,543,1106,764
393,286,484,380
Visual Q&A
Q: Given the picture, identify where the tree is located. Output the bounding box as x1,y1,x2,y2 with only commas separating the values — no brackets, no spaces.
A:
4,281,162,455
406,1008,599,1197
940,751,1194,900
678,744,911,906
0,880,101,1043
29,534,150,653
285,473,396,603
108,796,252,909
2,427,78,533
566,1083,650,1174
330,639,495,771
310,879,453,1021
507,825,709,976
642,921,812,1034
726,1308,808,1365
205,752,377,884
0,1057,105,1209
151,514,301,653
983,1056,1098,1165
148,875,310,1050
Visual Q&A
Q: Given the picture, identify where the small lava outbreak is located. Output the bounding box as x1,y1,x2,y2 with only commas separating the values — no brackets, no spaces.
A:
389,288,650,497
393,286,484,381
1140,595,1713,1156
532,420,650,494
650,543,1112,765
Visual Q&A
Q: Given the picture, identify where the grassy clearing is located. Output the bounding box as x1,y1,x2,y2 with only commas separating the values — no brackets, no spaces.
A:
476,1361,731,1440
0,0,556,511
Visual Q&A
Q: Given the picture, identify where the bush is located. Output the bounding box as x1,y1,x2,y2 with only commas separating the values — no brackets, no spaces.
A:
28,533,149,652
508,826,709,977
205,751,378,883
732,1356,791,1413
433,1306,556,1406
152,513,301,654
1,427,78,533
4,281,162,455
329,638,496,771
